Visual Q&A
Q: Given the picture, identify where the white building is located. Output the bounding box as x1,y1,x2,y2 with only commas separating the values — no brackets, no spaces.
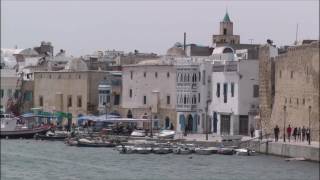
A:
209,46,259,136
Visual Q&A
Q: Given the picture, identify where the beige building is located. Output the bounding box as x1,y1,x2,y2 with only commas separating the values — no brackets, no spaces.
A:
259,41,319,141
34,70,109,121
121,59,177,129
0,69,19,113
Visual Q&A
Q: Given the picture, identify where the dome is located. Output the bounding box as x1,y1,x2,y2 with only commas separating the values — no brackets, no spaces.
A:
64,58,88,71
166,45,186,57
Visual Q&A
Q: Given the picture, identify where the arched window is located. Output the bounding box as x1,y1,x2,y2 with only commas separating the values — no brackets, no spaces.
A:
184,95,187,104
187,74,190,82
180,73,183,82
198,72,201,81
184,74,187,82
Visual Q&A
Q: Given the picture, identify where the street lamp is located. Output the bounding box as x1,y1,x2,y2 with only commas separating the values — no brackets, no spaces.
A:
308,106,311,145
283,105,286,142
205,99,212,141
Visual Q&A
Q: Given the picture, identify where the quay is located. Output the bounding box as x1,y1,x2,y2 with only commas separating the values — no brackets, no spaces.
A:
170,133,320,162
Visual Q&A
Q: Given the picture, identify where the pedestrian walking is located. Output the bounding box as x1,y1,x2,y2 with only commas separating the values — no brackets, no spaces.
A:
297,127,301,141
306,128,310,143
302,126,306,142
274,125,280,142
287,125,292,142
250,124,255,138
293,127,297,142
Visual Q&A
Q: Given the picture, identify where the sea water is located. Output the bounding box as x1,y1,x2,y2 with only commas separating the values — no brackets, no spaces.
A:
1,139,319,180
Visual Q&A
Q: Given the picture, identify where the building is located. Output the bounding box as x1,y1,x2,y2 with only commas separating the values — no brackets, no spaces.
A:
0,69,20,113
121,58,177,129
33,59,110,123
259,40,319,141
98,72,122,114
209,46,260,136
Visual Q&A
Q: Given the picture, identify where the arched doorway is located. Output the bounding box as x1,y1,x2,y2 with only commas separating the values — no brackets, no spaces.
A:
187,114,193,133
127,110,133,118
179,114,185,131
165,117,170,129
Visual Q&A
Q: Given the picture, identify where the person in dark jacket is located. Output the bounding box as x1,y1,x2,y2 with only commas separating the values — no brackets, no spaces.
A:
274,125,280,142
293,127,297,142
302,126,306,142
297,127,301,141
250,124,255,138
287,125,292,142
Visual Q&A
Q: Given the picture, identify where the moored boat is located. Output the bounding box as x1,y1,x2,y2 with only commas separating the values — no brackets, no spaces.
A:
1,114,51,139
77,138,116,147
218,148,234,155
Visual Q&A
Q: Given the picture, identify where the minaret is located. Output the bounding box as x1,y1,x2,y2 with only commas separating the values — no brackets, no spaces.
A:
212,11,240,46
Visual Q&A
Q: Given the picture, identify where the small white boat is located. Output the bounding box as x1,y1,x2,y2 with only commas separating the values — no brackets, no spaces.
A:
158,130,175,139
116,145,136,154
134,147,152,154
153,147,171,154
235,148,256,156
131,130,146,137
195,147,217,155
173,146,193,154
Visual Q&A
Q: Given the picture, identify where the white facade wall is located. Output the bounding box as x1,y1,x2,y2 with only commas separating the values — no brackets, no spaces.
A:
122,65,176,110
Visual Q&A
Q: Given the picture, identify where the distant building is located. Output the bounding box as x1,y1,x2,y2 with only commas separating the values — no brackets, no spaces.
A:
0,69,19,113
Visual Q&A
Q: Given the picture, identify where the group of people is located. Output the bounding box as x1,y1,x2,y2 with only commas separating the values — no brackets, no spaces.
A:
274,124,311,143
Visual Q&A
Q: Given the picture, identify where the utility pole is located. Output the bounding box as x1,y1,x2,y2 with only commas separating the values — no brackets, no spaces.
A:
283,106,286,142
308,106,311,145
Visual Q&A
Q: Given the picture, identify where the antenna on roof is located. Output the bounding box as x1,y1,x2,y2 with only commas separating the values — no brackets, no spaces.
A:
183,32,186,51
295,23,299,45
249,39,254,44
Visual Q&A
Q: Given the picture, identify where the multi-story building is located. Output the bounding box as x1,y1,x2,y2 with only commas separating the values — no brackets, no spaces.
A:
209,46,260,136
121,58,177,129
0,69,20,113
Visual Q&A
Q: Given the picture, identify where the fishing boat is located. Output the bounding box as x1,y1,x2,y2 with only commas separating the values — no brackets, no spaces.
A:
130,130,146,137
158,130,175,139
172,146,193,155
77,138,117,147
116,145,137,154
234,148,256,156
195,147,218,155
35,131,69,141
217,148,234,155
1,114,51,138
152,147,172,154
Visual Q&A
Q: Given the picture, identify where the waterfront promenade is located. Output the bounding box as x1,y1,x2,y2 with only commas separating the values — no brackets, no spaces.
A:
175,133,319,161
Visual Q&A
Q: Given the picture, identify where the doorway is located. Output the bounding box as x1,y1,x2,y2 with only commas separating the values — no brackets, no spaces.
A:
220,115,230,135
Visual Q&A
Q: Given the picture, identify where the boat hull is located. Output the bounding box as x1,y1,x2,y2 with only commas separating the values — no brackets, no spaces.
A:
1,126,51,139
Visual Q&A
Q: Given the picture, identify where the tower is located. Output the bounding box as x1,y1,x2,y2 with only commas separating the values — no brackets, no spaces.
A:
212,11,240,46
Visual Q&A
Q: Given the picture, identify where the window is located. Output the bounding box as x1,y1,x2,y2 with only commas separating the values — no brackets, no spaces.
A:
167,72,170,78
77,96,82,107
144,72,146,78
290,98,291,104
253,85,259,98
24,91,32,101
216,83,220,97
107,95,110,103
167,96,170,105
279,70,282,78
285,98,287,104
198,93,200,103
143,96,146,104
202,70,206,85
303,98,305,105
7,89,12,98
39,96,43,106
0,89,4,99
297,98,299,105
78,75,81,79
231,83,234,97
223,83,228,103
130,71,133,80
223,28,227,35
67,95,72,107
114,94,120,105
290,71,294,79
129,89,132,98
155,72,158,78
198,72,201,81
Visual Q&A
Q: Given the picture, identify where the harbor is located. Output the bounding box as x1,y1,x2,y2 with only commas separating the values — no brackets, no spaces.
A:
1,139,319,180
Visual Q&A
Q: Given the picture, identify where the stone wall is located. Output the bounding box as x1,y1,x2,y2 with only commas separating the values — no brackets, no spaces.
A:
270,42,319,141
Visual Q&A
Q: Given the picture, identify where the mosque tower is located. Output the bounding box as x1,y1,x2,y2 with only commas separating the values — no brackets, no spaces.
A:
212,11,240,46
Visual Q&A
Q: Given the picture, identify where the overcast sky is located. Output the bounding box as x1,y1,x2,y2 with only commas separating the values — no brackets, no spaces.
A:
1,0,319,56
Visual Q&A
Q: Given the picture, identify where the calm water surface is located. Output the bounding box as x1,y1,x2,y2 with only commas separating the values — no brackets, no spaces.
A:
1,139,319,180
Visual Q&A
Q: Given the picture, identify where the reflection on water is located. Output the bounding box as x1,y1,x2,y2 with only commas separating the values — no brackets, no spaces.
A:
1,139,319,180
